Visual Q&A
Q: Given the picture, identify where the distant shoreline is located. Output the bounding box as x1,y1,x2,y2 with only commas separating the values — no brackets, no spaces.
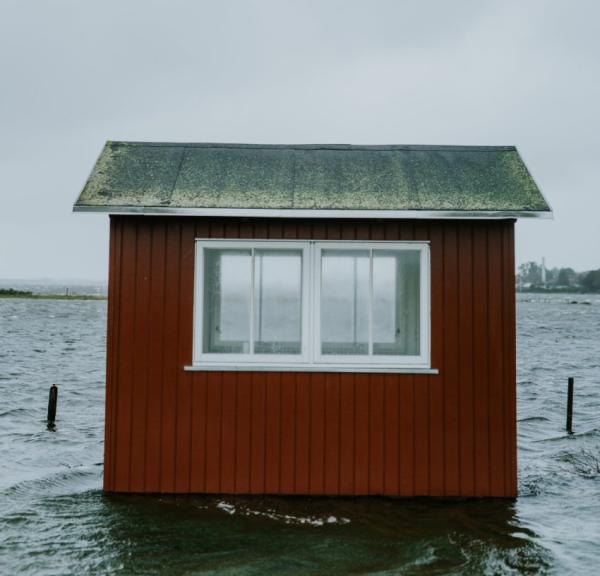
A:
0,293,106,301
517,288,599,294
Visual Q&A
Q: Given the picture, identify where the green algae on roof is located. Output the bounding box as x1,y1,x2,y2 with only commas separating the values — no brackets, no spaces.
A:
74,142,551,215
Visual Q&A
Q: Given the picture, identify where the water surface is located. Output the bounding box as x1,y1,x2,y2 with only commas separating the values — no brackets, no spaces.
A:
0,295,598,574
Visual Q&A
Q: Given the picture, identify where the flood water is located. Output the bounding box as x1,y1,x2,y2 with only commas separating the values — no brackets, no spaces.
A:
0,294,598,574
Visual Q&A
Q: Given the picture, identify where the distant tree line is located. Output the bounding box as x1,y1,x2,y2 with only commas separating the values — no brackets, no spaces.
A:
0,288,33,296
517,262,600,292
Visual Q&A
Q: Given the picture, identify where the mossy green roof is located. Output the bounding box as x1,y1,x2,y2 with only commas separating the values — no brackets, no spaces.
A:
74,142,551,217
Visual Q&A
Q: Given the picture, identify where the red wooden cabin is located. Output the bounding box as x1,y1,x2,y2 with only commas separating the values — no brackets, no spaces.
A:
75,142,551,497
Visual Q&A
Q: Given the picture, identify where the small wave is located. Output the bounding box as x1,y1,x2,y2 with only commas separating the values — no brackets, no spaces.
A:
518,416,549,423
0,407,34,418
518,478,543,497
532,428,600,443
557,450,600,479
212,500,351,527
572,428,600,439
0,466,102,501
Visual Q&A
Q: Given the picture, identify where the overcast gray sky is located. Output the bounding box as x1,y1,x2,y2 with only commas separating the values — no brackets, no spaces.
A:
1,0,598,281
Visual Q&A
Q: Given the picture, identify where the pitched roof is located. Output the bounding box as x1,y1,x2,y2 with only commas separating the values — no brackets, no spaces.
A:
73,142,551,218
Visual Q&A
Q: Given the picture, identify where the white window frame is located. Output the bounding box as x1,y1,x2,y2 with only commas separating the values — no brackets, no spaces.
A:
313,242,430,367
191,239,432,373
193,240,311,365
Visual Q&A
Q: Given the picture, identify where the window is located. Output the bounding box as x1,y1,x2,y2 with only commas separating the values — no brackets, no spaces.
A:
315,245,424,364
193,240,430,371
196,242,309,363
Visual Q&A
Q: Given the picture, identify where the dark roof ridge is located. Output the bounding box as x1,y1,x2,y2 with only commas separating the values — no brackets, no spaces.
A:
106,141,517,152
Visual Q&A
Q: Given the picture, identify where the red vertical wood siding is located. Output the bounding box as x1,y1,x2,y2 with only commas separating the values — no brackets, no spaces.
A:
104,216,518,497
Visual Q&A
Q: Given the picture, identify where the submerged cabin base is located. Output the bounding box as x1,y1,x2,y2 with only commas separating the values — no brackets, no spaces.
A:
104,216,517,497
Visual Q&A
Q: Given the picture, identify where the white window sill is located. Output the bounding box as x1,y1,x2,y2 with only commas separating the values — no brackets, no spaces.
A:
184,364,439,374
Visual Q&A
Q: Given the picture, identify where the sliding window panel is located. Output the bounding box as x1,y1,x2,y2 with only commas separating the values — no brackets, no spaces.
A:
372,249,421,356
320,250,369,356
253,249,303,354
203,249,252,354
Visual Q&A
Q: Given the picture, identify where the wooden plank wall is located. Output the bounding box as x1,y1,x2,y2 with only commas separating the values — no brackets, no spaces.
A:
104,216,517,497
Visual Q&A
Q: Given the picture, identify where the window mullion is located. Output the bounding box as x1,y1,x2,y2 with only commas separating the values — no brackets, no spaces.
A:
311,243,318,364
368,248,373,356
308,243,314,363
250,247,255,355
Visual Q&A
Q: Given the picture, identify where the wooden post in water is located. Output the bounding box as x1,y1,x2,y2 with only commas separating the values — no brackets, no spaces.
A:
566,377,574,434
47,385,58,425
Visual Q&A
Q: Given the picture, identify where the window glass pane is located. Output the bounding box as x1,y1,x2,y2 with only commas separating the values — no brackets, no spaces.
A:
321,250,369,355
254,249,303,354
203,249,251,353
372,249,420,355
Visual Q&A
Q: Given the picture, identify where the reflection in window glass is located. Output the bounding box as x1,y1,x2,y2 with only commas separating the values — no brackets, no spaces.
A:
321,250,369,355
254,250,303,354
372,250,420,355
203,249,251,353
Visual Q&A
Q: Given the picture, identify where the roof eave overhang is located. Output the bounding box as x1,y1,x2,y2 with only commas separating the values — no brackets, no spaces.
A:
73,205,553,220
